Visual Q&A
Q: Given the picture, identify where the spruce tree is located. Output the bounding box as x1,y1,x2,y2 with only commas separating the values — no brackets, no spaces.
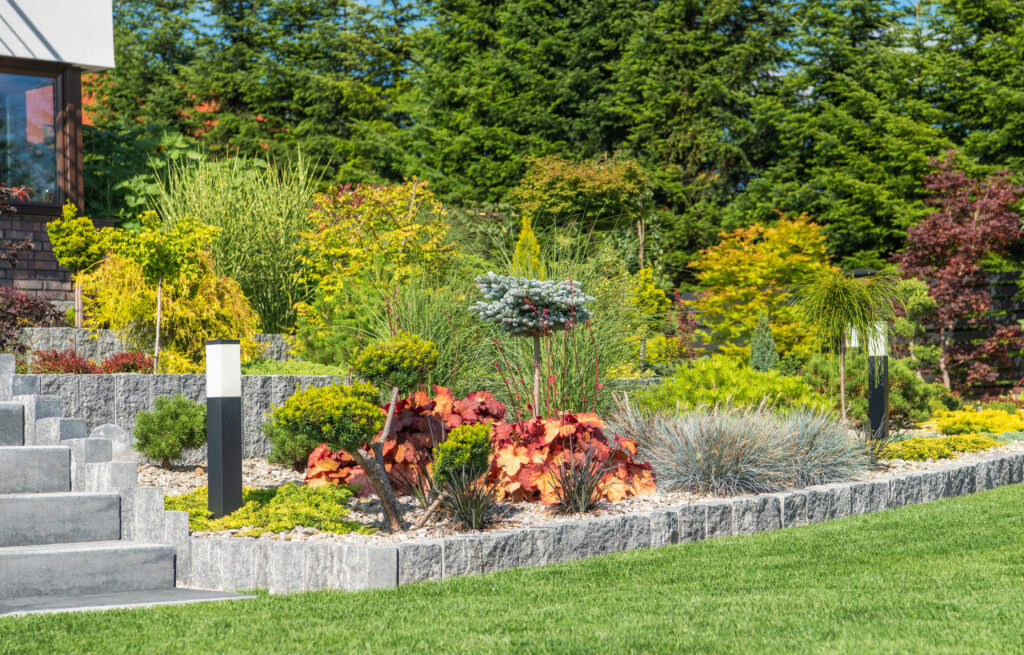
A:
749,312,779,372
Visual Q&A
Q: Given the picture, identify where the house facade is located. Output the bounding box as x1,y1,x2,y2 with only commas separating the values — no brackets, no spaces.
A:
0,0,114,300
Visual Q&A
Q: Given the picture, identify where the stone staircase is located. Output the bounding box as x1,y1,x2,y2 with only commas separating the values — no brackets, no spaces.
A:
0,356,249,616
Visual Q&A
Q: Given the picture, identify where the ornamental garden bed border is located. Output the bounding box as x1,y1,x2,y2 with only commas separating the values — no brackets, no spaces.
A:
165,450,1024,594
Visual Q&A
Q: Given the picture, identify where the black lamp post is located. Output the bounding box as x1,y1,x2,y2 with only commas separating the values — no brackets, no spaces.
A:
207,339,242,518
866,322,889,440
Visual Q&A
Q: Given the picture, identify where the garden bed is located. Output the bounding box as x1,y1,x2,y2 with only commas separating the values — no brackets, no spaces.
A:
150,440,1024,545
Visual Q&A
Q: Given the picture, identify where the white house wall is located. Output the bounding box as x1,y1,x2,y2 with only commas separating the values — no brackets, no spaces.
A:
0,0,114,71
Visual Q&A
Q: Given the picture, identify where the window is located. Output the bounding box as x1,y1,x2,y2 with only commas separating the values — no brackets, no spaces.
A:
0,72,58,203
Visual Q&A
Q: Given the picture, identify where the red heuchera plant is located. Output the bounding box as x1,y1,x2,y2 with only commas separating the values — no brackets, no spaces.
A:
305,386,507,495
306,386,657,505
893,152,1024,390
490,414,655,504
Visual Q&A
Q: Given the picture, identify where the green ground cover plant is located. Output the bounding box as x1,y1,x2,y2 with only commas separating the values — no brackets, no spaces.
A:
164,484,370,536
636,355,831,414
880,434,999,461
927,407,1024,436
240,359,347,377
5,484,1024,654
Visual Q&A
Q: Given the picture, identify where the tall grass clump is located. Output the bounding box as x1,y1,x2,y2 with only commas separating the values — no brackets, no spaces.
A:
148,156,322,333
611,400,867,495
779,407,870,486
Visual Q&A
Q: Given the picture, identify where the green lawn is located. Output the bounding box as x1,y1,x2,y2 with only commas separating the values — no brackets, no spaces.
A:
4,485,1024,655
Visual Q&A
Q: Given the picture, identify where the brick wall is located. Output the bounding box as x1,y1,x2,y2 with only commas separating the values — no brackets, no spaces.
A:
0,214,70,300
0,214,117,302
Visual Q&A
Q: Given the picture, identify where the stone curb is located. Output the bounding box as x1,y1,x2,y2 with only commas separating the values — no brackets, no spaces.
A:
175,450,1024,595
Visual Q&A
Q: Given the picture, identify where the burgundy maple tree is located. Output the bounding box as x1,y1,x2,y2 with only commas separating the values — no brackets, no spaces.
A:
893,152,1024,389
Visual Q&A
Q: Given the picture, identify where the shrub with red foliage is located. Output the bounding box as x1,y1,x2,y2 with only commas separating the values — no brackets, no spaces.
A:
305,386,657,505
305,386,507,495
29,349,99,374
489,414,655,504
0,288,64,354
893,152,1024,390
99,352,154,373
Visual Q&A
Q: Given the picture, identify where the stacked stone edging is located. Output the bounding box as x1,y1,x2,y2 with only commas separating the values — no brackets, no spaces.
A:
175,450,1024,595
19,328,292,363
10,373,342,463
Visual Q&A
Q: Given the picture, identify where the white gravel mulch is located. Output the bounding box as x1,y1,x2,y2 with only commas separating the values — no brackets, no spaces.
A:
138,440,1024,545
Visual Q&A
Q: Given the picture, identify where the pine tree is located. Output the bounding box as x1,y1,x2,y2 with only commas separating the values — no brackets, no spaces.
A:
512,216,544,278
749,312,779,372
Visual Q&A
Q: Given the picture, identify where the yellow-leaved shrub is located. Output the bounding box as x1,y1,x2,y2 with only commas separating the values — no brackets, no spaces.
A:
80,252,262,367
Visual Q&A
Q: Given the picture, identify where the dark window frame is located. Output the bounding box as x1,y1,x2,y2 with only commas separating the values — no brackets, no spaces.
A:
0,56,84,216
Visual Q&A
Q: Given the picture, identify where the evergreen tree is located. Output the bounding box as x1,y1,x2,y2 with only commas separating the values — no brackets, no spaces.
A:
723,0,953,270
749,312,779,372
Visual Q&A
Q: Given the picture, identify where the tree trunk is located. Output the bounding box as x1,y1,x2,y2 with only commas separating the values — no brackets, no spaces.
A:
938,327,952,390
839,345,847,423
348,448,404,532
532,333,542,418
412,495,444,530
74,278,83,329
154,275,163,374
374,386,401,470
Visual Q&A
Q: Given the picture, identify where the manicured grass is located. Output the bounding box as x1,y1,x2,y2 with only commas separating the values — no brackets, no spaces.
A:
4,485,1024,655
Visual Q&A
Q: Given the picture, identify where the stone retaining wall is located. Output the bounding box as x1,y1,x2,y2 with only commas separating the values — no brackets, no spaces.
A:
172,450,1024,594
20,328,292,363
9,373,341,463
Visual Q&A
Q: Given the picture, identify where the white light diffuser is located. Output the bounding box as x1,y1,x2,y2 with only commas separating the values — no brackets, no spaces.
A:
206,340,241,398
866,322,888,357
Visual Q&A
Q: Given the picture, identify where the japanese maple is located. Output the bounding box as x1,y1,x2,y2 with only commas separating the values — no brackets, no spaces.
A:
893,152,1024,389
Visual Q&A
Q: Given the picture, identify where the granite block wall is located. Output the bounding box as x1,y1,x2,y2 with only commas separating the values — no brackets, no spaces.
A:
10,373,341,463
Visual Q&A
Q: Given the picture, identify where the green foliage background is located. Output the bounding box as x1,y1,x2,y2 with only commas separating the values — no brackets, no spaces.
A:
88,0,1024,286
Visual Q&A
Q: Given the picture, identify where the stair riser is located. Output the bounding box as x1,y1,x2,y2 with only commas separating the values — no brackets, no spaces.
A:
0,545,175,597
0,495,121,547
0,403,24,447
0,447,70,493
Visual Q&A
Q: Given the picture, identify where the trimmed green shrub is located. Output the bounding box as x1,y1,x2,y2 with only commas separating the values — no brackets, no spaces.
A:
749,313,779,371
264,383,383,469
636,355,831,414
134,394,206,467
801,352,960,427
433,423,493,485
349,331,439,393
879,434,998,461
164,483,372,536
241,358,347,376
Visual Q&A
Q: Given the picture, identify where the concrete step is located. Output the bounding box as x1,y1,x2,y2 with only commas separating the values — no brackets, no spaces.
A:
0,587,255,617
0,541,175,598
0,492,121,547
0,446,70,493
0,402,24,446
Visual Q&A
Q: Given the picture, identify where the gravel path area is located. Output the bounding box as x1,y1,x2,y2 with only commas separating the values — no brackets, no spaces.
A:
138,440,1024,545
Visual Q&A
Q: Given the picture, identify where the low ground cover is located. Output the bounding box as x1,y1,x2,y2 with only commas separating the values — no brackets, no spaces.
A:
4,484,1024,654
165,484,370,536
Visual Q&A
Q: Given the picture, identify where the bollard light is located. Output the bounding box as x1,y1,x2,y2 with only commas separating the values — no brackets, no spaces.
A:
207,339,242,518
865,322,889,441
